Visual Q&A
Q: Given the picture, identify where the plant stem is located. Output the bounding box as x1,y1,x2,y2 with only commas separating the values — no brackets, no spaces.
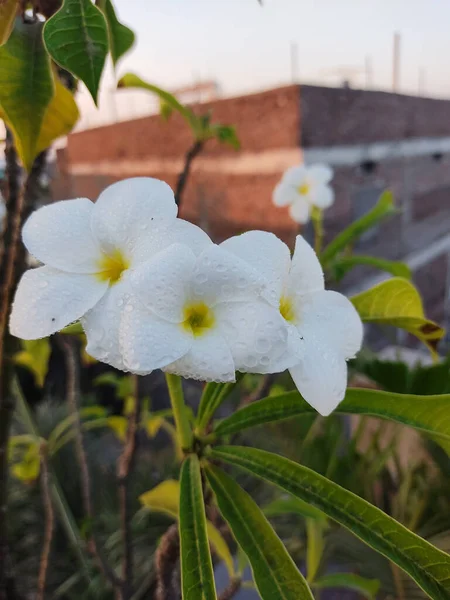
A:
37,445,54,600
175,140,204,206
12,376,92,584
60,337,123,593
154,523,180,600
164,374,192,452
0,131,24,600
117,375,141,599
311,208,324,256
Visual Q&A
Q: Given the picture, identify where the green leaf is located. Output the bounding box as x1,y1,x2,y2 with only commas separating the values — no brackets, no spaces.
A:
210,446,450,599
106,415,127,441
330,254,411,282
209,124,241,150
11,441,41,483
180,455,217,600
36,74,80,155
263,497,327,523
321,191,396,264
140,478,235,578
14,338,51,388
60,321,84,335
314,574,380,599
196,375,243,432
99,0,134,65
351,277,445,355
214,388,450,450
118,73,200,135
0,0,17,46
0,19,54,170
43,0,109,104
205,464,314,600
306,518,325,583
140,479,179,518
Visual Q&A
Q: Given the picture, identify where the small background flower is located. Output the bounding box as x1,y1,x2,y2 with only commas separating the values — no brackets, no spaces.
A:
273,163,334,223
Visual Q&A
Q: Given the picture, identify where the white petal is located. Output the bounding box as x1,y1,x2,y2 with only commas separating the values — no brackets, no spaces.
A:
191,245,263,306
131,218,212,265
273,181,297,207
220,231,291,307
265,323,305,373
215,300,293,374
281,165,307,186
307,164,333,184
130,244,195,323
22,198,102,273
91,177,177,258
10,266,107,339
289,199,310,223
163,330,235,382
289,329,347,416
286,235,324,297
120,301,192,374
300,290,363,359
311,185,334,209
81,277,132,370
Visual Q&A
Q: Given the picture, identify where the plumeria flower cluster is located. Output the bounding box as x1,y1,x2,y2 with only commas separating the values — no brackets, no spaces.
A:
273,163,335,223
10,177,362,415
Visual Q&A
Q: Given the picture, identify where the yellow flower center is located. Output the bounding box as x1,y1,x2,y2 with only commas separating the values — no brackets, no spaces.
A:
182,302,215,337
297,182,310,196
279,295,296,323
96,249,129,284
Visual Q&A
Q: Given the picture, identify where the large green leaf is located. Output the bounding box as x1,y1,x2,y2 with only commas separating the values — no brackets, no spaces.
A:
313,574,380,599
179,455,217,600
36,74,80,155
0,19,54,170
99,0,134,65
330,254,411,282
210,446,450,599
351,278,445,355
43,0,109,104
140,478,235,578
205,464,314,600
0,0,17,45
14,338,51,387
321,191,396,264
214,388,450,449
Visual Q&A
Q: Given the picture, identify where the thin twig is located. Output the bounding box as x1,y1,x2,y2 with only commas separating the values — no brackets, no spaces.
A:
37,445,54,600
0,131,24,600
219,578,242,600
175,140,204,206
238,374,275,409
154,523,180,600
59,337,123,592
117,375,141,599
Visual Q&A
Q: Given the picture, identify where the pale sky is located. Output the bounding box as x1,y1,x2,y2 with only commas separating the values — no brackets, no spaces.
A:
68,0,450,128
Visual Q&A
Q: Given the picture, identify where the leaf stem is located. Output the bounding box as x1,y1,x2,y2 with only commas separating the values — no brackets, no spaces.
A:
164,374,192,452
311,208,324,256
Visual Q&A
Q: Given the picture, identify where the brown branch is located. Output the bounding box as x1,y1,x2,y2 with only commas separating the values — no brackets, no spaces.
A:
154,523,180,600
219,578,242,600
37,445,54,600
117,376,141,599
0,131,25,600
59,337,123,593
175,140,204,207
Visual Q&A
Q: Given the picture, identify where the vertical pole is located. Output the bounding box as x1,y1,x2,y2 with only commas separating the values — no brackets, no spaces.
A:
393,32,401,92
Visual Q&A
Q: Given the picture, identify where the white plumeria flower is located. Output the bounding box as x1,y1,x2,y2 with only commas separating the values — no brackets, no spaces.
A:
221,231,363,415
10,178,211,369
119,243,290,381
273,164,334,223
